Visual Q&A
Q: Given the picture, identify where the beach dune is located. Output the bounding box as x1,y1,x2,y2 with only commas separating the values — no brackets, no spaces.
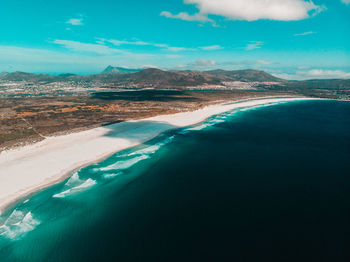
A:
0,97,314,213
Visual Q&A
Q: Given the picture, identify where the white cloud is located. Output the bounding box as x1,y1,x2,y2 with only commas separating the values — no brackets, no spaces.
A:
294,31,315,36
257,60,274,65
273,69,350,80
103,38,172,49
184,59,276,70
162,0,325,23
66,18,84,26
200,45,223,50
194,59,216,67
141,64,160,69
106,39,149,46
299,69,350,79
167,46,188,52
53,40,123,55
297,66,310,69
177,59,217,69
245,41,264,50
160,11,214,23
101,38,219,52
341,0,350,5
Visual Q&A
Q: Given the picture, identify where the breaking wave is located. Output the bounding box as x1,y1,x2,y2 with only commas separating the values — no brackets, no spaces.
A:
97,135,175,174
237,102,279,112
53,176,97,198
99,155,150,172
65,172,83,187
179,102,287,135
0,209,40,240
122,135,175,157
180,114,229,134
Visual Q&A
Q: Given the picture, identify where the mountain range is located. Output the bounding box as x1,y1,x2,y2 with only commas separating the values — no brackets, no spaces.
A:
0,66,285,83
1,66,349,90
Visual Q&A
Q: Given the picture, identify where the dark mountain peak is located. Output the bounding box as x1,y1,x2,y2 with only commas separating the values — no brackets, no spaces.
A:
102,66,142,74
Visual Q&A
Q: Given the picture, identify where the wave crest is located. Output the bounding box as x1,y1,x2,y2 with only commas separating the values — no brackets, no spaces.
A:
53,176,97,198
0,210,40,240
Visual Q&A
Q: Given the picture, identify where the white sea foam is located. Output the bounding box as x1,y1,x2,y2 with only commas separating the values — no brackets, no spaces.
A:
121,135,175,158
98,136,176,176
161,135,175,145
181,121,216,133
103,172,123,179
0,210,40,240
181,102,281,134
186,124,208,131
65,172,83,187
180,114,229,134
53,178,97,198
127,144,161,156
4,209,24,225
211,119,226,124
100,155,150,172
238,102,278,112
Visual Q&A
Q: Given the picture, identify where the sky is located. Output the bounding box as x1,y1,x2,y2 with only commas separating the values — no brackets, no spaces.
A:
0,0,349,79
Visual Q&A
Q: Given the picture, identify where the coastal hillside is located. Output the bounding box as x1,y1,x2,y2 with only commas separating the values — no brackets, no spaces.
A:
205,69,284,82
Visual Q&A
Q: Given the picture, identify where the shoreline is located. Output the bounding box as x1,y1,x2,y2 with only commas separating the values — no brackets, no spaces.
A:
0,96,317,214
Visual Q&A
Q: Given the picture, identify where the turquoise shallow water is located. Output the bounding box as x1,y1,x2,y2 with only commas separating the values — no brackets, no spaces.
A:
0,100,350,261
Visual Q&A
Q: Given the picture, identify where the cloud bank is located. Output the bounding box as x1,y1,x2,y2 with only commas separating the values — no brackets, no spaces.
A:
53,40,123,55
274,69,350,80
300,69,350,79
99,38,222,52
161,0,325,24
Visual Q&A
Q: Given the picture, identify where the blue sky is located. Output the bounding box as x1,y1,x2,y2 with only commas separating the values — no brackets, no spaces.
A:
0,0,349,79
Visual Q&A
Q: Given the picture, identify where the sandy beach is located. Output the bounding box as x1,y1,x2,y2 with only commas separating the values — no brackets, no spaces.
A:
0,97,315,213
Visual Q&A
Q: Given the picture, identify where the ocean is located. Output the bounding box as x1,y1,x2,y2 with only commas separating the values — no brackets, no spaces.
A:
0,99,349,261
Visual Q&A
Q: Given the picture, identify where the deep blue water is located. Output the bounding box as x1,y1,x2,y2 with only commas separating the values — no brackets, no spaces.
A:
1,100,350,261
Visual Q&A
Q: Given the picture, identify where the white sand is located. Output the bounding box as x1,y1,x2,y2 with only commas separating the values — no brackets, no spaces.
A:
0,97,315,212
